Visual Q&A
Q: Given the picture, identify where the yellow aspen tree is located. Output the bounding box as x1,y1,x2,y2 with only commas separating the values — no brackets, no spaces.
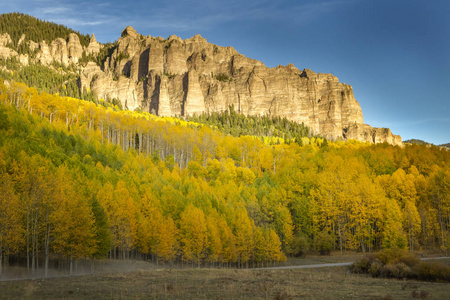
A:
217,218,236,266
310,169,340,243
259,147,274,174
26,155,53,274
428,167,450,252
275,204,294,253
113,180,138,259
348,176,384,252
192,145,203,163
217,158,237,184
235,167,256,186
96,182,120,257
180,205,208,266
160,184,185,220
154,216,178,263
206,214,223,264
137,189,178,263
412,167,439,249
264,228,286,263
383,169,422,250
252,227,266,266
233,209,254,268
382,197,407,249
0,172,23,274
50,166,96,275
136,190,159,255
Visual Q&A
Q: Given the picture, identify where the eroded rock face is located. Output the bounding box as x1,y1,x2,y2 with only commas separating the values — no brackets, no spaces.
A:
0,33,17,60
78,26,401,144
1,32,101,66
345,124,403,145
0,45,17,59
0,33,12,46
86,34,101,55
0,37,29,64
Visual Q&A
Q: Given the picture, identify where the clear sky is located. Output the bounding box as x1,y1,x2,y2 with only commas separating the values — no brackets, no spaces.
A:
4,0,450,144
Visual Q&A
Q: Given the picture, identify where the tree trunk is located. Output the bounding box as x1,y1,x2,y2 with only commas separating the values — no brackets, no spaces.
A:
69,252,73,275
0,241,2,275
44,225,50,277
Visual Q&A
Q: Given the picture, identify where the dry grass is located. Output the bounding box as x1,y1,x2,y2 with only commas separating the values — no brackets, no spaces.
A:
1,263,449,299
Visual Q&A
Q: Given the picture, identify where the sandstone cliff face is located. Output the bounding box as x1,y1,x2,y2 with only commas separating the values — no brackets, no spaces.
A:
0,33,17,59
79,27,400,144
0,33,101,67
0,33,28,65
86,34,101,55
32,33,87,66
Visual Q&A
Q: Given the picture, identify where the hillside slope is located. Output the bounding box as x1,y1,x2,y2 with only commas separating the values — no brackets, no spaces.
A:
0,13,401,145
1,79,449,270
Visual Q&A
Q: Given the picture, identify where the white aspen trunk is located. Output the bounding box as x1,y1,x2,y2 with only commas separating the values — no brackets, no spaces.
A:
26,208,30,271
70,252,73,275
122,129,125,151
0,230,3,275
45,226,50,277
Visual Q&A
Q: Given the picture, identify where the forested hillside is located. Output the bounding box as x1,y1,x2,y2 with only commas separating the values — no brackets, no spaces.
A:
0,79,449,275
186,106,314,145
0,58,87,99
403,139,429,146
0,13,90,52
0,13,98,103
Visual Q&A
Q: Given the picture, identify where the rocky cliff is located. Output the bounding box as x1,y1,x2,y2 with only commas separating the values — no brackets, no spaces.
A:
0,27,402,145
0,32,101,66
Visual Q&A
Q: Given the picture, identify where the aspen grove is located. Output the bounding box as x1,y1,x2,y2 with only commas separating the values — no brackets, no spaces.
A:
0,80,449,274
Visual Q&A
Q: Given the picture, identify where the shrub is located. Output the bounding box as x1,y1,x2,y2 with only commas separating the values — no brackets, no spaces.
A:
376,248,410,265
351,249,450,282
380,263,412,279
215,73,232,82
289,234,310,257
116,52,129,62
414,261,450,282
350,254,376,273
398,254,420,268
164,72,175,79
369,260,383,277
315,231,334,255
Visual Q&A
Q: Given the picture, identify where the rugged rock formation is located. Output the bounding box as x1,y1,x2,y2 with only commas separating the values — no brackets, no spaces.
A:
0,33,28,65
0,33,12,46
1,32,101,67
32,33,85,66
0,33,16,59
345,124,402,145
86,34,101,55
77,26,401,144
0,26,401,145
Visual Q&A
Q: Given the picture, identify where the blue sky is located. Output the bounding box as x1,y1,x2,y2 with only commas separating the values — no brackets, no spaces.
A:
4,0,450,144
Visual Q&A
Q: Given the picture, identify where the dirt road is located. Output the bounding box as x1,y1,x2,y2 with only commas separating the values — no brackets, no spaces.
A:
251,257,450,270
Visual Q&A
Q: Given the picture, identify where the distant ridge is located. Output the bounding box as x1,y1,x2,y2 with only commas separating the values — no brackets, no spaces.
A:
403,139,430,145
403,139,450,150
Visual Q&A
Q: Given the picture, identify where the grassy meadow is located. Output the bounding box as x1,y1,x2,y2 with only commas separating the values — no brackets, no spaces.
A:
1,256,449,299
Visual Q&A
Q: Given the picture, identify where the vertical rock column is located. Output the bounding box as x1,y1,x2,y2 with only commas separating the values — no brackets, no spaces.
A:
184,70,205,116
158,75,172,116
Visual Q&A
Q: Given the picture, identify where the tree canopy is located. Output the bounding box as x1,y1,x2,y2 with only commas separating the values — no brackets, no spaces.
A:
0,78,449,273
